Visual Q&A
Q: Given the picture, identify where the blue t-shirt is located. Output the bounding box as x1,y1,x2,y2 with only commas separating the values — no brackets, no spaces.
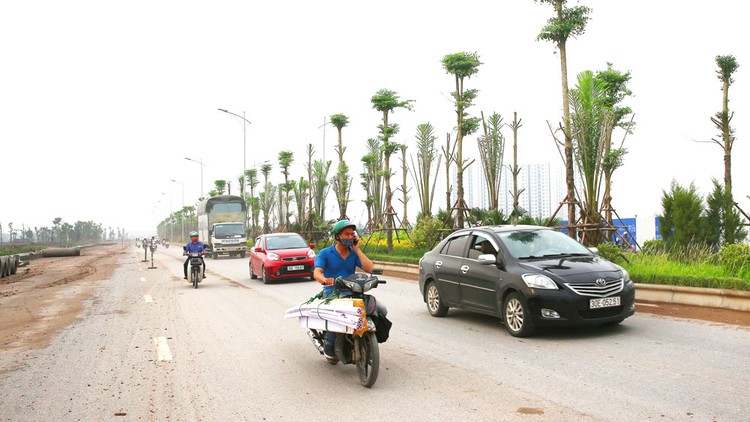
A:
184,241,206,253
314,244,362,294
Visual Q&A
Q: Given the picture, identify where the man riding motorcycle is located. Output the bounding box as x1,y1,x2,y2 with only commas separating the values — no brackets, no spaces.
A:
183,231,207,280
313,220,374,363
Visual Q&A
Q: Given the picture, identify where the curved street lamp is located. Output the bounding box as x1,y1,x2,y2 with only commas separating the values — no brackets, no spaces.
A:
184,157,205,198
218,108,250,198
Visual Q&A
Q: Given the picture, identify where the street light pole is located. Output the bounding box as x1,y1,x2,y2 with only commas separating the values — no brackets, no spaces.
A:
218,108,250,199
184,157,205,198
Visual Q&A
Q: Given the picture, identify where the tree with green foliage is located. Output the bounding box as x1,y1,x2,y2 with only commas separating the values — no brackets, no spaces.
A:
260,163,273,233
371,89,414,253
658,181,707,248
410,123,441,218
595,63,634,239
478,112,505,212
330,113,352,220
711,55,741,244
244,168,260,235
362,138,384,229
311,159,331,223
213,180,227,195
508,112,525,222
569,70,611,244
536,0,592,238
706,178,747,247
442,51,482,228
397,144,410,228
278,151,294,227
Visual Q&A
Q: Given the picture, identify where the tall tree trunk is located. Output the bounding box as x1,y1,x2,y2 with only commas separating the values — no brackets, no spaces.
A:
455,76,465,228
382,110,394,253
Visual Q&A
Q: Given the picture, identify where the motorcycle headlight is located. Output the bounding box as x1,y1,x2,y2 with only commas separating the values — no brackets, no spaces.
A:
522,274,558,290
267,252,280,261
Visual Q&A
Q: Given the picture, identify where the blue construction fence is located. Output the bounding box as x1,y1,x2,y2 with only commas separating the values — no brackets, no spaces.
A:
559,217,662,245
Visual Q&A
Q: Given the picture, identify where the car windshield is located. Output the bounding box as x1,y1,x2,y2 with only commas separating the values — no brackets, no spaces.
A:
265,235,308,250
497,229,592,259
214,224,244,237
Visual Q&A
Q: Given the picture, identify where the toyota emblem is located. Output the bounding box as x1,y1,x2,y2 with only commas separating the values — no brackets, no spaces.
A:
595,278,607,286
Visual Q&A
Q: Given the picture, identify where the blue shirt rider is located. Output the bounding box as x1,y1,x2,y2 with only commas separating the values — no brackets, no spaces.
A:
313,220,374,363
183,231,207,279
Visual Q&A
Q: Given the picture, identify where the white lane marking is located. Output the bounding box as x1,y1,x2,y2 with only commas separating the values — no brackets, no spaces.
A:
144,295,153,303
153,337,173,361
140,277,146,282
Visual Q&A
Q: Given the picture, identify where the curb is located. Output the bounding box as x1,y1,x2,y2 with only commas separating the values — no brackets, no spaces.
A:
374,260,750,313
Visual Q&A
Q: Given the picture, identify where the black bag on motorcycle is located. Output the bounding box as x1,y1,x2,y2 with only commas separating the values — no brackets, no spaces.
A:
364,295,392,343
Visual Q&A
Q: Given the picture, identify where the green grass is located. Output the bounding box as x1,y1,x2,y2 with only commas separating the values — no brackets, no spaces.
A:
622,252,750,291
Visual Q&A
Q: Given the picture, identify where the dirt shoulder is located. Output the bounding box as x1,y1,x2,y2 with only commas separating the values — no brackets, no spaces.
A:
0,244,124,352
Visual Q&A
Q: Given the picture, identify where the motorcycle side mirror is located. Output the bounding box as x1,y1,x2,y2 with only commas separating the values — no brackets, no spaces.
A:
371,268,383,275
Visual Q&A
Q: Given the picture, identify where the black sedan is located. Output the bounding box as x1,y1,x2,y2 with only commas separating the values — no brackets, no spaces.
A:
418,225,635,337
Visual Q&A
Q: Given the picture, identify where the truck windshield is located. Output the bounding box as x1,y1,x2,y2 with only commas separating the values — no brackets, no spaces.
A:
214,224,245,238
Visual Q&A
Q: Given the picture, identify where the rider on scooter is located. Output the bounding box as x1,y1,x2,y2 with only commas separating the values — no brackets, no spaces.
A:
183,231,207,279
313,220,374,363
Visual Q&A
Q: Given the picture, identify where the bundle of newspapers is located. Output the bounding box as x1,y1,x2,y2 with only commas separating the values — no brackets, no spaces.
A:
284,298,367,334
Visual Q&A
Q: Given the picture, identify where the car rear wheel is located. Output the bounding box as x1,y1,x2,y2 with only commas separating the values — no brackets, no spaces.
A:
503,291,535,337
425,281,448,317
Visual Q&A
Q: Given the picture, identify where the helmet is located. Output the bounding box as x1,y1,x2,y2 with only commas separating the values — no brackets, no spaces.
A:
189,231,199,237
332,220,356,236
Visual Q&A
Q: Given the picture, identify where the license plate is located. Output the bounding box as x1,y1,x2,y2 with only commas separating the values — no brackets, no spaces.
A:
288,265,304,271
590,296,621,309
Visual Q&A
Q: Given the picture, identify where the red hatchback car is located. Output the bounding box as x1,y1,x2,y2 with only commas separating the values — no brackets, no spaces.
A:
249,233,316,284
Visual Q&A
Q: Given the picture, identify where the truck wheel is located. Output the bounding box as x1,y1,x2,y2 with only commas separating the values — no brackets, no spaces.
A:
240,251,246,259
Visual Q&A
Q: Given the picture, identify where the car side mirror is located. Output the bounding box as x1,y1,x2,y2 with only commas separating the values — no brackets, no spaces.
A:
309,243,316,249
477,254,496,265
371,268,383,275
254,247,262,252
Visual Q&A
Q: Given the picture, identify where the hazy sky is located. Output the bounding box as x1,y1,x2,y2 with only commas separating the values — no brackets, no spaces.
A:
1,1,747,237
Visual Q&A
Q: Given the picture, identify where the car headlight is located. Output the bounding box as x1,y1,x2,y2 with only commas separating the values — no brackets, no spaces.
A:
307,249,316,259
622,268,632,284
267,252,280,261
522,274,558,290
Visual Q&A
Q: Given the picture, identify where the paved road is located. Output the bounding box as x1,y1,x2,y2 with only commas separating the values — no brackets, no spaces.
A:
1,246,748,421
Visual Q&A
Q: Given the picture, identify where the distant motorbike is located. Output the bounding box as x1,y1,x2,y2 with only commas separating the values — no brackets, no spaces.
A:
304,271,391,388
184,252,206,289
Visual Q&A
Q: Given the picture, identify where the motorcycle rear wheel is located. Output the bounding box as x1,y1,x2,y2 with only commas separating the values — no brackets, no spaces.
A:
355,332,379,388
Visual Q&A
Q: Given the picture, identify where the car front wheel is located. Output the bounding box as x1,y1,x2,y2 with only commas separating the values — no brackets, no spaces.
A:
503,291,536,337
425,281,448,317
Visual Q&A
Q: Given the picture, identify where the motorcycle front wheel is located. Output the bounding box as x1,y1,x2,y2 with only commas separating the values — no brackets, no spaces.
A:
355,332,379,388
192,268,199,289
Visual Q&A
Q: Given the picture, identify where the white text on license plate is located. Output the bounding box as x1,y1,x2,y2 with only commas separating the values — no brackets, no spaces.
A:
590,296,620,309
288,265,304,271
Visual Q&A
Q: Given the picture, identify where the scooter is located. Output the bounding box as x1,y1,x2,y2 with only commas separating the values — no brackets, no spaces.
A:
306,271,391,388
184,252,205,289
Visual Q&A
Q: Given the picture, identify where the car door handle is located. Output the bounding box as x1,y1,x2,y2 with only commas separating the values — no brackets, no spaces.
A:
460,265,469,274
435,260,442,269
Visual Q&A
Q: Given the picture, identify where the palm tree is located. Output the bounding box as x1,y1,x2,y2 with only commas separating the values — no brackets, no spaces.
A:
477,112,505,212
410,123,441,218
330,113,351,220
536,0,592,238
278,151,294,227
260,163,273,233
508,112,525,222
370,89,413,253
441,51,482,228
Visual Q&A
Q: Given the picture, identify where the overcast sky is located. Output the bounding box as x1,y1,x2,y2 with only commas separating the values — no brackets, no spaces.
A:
1,0,747,237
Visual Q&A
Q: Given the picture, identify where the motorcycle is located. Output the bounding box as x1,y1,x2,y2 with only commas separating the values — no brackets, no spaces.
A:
184,252,205,289
305,270,391,388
